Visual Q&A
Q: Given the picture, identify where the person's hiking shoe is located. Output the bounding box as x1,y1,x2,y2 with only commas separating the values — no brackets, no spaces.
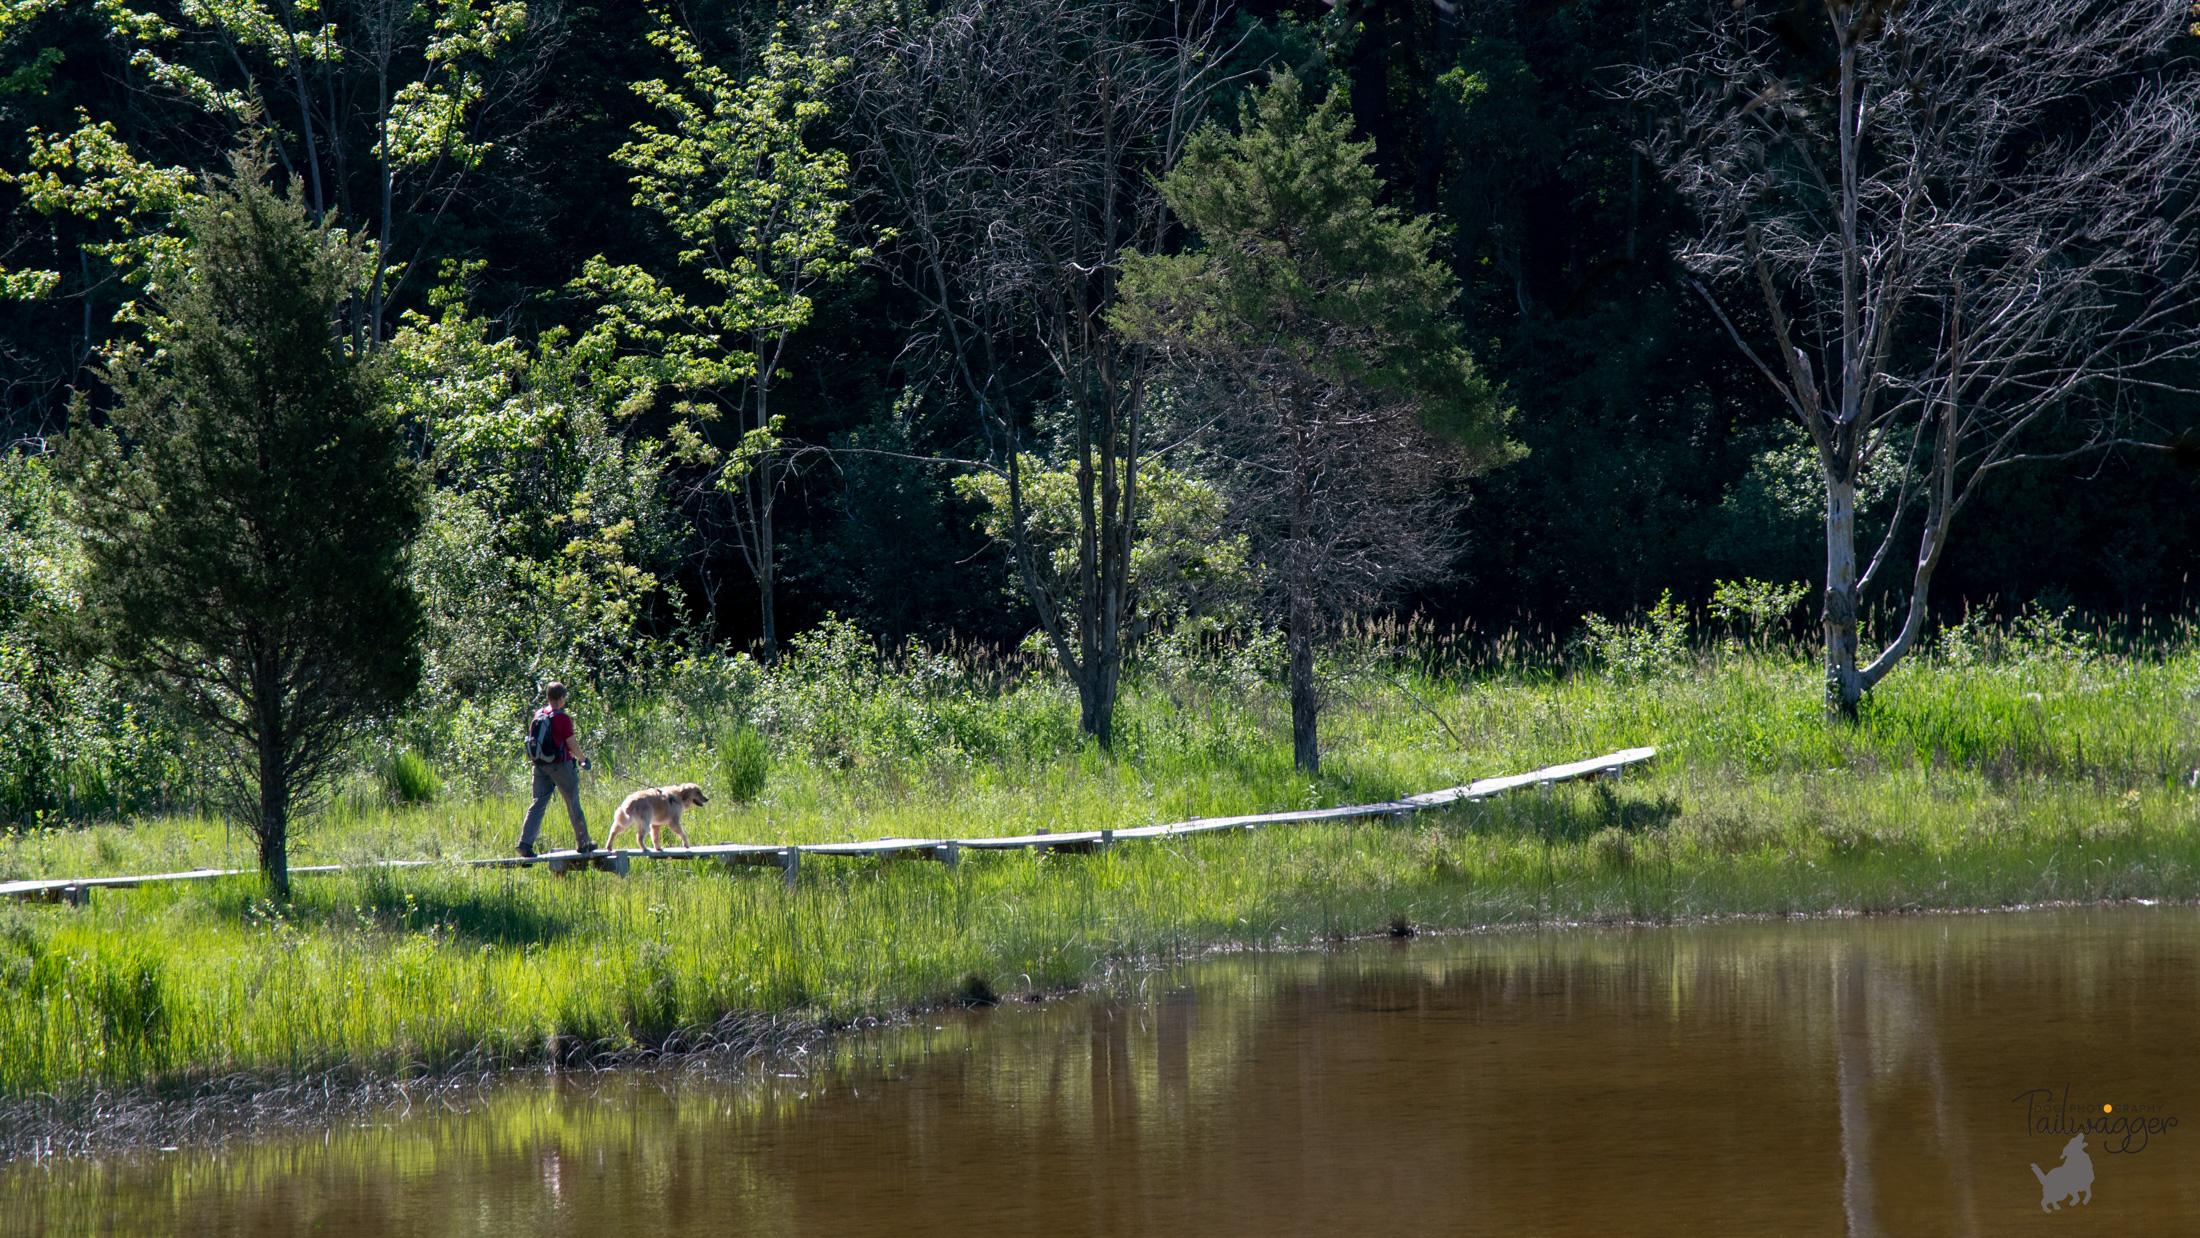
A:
575,840,598,854
514,844,537,859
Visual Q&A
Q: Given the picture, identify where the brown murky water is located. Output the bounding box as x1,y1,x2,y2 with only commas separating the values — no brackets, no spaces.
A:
6,905,2197,1236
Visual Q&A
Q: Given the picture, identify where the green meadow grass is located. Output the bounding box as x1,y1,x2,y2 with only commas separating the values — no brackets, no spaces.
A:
2,633,2198,1097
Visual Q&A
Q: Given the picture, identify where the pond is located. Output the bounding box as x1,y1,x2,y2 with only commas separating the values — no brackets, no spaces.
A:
4,904,2194,1235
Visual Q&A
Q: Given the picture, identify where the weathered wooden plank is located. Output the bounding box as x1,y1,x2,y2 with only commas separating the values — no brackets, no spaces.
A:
0,866,244,900
1091,748,1657,838
1399,746,1659,808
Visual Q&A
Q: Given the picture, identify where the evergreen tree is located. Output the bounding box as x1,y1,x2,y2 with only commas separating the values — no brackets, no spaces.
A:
58,148,425,897
1114,73,1518,773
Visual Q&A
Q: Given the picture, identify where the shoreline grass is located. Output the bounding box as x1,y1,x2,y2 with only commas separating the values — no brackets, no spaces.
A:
2,634,2198,1109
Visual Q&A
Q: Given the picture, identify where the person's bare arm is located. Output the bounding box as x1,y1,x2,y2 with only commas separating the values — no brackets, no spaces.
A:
558,713,589,766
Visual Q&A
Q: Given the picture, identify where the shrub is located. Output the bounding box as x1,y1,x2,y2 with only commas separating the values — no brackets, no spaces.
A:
0,456,193,825
1937,602,2098,669
1580,590,1693,680
744,616,1079,770
1710,578,1810,647
717,727,772,803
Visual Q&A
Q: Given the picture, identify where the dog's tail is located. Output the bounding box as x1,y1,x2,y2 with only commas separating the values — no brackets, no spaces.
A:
2030,1164,2047,1185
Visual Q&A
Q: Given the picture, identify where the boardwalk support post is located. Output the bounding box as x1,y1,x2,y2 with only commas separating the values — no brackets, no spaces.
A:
781,847,800,889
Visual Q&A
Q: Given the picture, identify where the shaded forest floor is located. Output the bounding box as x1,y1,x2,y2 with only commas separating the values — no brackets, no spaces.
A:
4,641,2199,1103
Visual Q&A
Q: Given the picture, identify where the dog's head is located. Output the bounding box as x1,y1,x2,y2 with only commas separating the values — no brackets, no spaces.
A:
2065,1133,2087,1157
671,782,710,807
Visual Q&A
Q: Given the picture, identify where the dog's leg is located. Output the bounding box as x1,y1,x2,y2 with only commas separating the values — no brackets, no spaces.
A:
667,806,691,849
603,808,628,852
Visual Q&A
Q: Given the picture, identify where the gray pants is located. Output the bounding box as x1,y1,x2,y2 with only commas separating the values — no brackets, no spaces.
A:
519,760,592,850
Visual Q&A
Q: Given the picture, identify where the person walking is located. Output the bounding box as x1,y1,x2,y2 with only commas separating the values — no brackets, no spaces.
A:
516,682,596,858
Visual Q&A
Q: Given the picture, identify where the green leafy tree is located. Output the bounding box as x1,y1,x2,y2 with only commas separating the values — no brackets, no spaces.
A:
2,0,532,343
56,150,425,897
1114,73,1518,773
578,14,864,659
955,455,1257,649
384,274,678,781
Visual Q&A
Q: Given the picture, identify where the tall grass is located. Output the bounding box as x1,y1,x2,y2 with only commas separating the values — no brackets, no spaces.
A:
1,611,2197,1097
715,728,771,803
5,771,2196,1097
379,750,442,806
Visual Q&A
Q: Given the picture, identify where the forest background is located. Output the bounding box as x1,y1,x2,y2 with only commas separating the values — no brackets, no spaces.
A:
2,0,2197,827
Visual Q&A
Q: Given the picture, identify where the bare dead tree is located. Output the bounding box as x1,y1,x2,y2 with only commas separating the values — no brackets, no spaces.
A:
1635,0,2200,716
838,0,1239,746
1205,364,1472,773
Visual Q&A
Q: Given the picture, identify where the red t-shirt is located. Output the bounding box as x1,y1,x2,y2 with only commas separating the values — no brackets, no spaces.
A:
535,707,575,763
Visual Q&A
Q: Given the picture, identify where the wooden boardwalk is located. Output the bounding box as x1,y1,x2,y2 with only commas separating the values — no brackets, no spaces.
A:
1,747,1656,903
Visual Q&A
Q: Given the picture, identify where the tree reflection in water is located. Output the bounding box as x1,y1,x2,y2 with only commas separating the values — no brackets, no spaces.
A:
6,906,2191,1236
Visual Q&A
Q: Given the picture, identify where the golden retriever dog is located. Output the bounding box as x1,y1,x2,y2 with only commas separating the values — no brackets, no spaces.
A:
604,782,710,851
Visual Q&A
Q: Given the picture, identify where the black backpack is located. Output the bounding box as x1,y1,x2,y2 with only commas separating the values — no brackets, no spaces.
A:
524,709,560,764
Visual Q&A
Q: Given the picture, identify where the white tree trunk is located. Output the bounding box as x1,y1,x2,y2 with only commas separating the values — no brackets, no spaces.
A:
1822,468,1865,717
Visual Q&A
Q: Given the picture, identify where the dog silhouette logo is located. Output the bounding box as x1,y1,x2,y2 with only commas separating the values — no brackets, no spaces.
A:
2030,1132,2094,1211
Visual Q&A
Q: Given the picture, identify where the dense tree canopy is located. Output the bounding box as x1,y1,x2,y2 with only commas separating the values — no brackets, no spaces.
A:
3,0,2195,676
